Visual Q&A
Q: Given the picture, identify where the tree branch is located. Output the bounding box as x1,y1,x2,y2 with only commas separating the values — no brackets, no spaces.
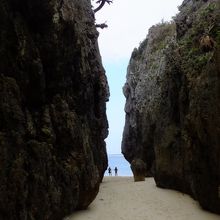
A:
95,23,108,29
93,0,113,13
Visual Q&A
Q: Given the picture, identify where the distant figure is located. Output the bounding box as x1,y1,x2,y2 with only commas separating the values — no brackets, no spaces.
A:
114,167,118,176
108,167,112,176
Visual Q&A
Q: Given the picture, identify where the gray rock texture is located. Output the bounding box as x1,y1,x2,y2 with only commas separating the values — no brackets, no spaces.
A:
0,0,109,219
122,0,220,214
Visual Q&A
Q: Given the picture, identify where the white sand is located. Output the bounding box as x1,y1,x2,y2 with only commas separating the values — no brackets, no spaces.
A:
65,177,220,220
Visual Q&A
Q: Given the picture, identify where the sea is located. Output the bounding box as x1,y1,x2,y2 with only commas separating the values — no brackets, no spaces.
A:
104,154,133,176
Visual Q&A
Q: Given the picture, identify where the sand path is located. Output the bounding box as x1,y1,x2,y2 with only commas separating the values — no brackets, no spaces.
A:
65,177,220,220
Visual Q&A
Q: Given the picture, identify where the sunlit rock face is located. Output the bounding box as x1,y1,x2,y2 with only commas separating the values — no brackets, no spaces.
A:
0,0,109,219
122,0,220,214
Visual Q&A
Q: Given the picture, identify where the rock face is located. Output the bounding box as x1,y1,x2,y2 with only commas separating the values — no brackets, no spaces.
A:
122,0,220,214
0,0,109,219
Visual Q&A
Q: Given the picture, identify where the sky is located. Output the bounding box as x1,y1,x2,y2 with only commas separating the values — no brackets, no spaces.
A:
93,0,183,154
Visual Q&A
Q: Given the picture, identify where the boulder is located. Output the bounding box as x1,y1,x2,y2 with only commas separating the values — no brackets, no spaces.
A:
131,159,147,181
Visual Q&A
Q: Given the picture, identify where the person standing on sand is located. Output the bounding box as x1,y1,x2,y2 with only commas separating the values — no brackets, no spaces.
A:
108,167,112,176
114,167,118,176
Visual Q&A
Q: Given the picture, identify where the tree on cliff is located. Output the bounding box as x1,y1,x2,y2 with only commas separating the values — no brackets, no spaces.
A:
93,0,113,29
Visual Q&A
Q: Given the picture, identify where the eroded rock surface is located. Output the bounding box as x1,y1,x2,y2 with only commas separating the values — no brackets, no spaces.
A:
0,0,109,219
122,0,220,214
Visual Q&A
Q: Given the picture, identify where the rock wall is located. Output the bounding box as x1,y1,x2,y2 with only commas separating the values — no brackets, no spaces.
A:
0,0,109,219
122,0,220,214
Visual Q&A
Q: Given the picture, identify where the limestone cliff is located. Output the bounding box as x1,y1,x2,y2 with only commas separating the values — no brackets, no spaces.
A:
122,0,220,214
0,0,109,219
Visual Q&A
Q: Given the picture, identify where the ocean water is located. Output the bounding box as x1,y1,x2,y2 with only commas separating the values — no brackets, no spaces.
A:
105,154,133,176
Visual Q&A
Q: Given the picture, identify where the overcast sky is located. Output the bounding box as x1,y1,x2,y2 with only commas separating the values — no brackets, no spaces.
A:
93,0,183,154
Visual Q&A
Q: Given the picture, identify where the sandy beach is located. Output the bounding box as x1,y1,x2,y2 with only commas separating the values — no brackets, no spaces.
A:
65,177,220,220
